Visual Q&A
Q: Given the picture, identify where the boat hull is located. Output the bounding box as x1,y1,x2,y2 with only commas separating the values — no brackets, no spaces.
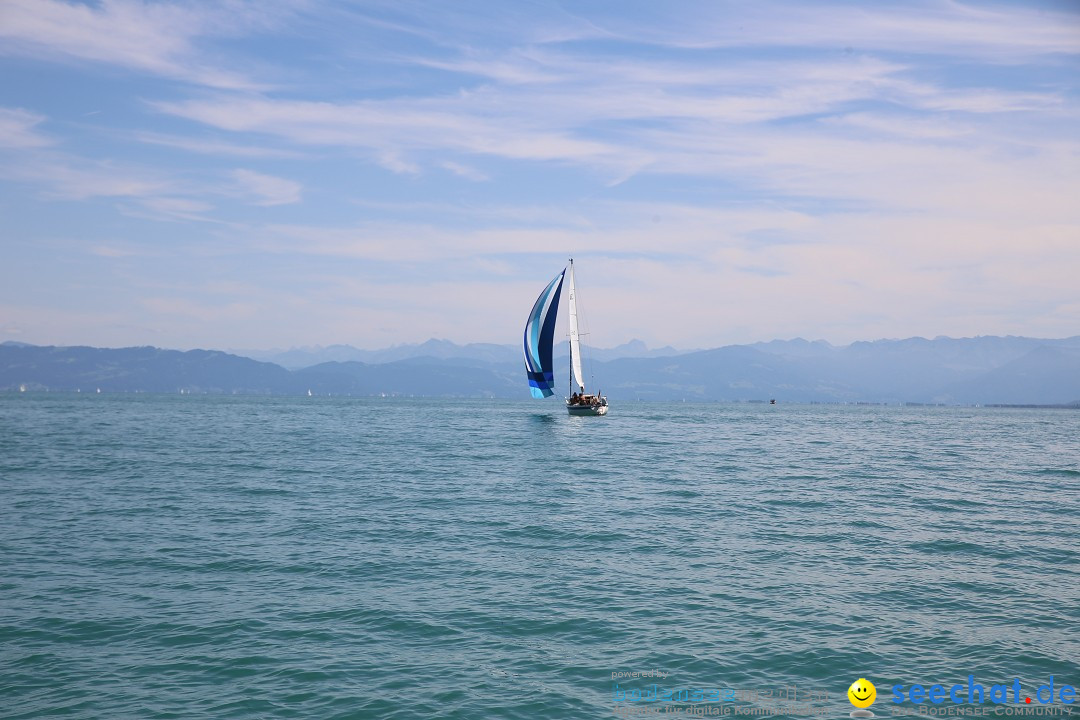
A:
566,401,608,416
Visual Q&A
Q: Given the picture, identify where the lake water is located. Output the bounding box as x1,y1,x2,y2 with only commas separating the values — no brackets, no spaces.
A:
2,395,1078,718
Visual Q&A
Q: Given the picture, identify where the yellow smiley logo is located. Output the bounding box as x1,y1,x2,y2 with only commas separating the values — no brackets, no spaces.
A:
848,678,877,709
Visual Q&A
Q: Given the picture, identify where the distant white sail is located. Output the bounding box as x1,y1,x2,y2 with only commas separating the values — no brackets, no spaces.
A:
567,260,585,393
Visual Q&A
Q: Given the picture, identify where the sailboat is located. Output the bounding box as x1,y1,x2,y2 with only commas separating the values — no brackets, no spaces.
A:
523,258,609,416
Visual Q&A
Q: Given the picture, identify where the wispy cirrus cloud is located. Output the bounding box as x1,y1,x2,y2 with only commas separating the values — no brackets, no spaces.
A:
3,0,1079,349
229,169,302,206
150,94,623,162
343,0,1079,60
820,112,974,140
0,0,288,89
121,196,219,224
571,0,1080,59
0,132,303,218
440,161,488,182
0,107,55,148
148,47,1072,209
132,131,305,159
8,157,172,201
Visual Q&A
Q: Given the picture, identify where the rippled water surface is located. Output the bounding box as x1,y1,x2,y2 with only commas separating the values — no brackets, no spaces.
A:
2,395,1078,718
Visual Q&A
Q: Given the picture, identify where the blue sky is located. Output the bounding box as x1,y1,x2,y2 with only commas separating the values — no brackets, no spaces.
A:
1,0,1078,351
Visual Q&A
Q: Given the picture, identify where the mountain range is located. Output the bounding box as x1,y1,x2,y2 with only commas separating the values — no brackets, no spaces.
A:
3,335,1080,405
229,338,683,369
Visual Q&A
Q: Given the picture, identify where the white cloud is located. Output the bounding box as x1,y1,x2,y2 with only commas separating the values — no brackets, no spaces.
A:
440,161,488,181
0,0,282,89
375,151,420,175
151,94,625,164
3,0,1079,349
7,158,170,200
230,169,302,206
821,112,973,140
125,196,219,223
0,107,55,148
187,182,1078,348
0,148,299,219
410,55,563,85
133,131,304,159
148,42,1070,198
581,0,1080,59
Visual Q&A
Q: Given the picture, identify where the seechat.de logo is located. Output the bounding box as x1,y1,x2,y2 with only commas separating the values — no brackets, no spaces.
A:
891,676,1076,706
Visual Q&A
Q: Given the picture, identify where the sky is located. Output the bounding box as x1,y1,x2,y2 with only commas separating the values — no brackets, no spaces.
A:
1,0,1078,351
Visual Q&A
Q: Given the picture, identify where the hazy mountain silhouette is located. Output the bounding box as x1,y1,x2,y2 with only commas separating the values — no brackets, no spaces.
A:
937,345,1080,405
231,338,680,369
4,336,1080,404
0,344,293,394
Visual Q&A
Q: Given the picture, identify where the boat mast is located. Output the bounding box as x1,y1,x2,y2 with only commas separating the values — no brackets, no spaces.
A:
568,257,573,397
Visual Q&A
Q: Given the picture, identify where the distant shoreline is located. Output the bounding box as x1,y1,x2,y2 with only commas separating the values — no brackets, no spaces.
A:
4,338,1080,406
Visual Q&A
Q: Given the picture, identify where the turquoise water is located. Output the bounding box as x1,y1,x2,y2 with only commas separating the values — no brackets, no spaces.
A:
2,395,1078,719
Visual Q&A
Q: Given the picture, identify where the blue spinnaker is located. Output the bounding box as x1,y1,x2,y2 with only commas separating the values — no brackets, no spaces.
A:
523,269,565,398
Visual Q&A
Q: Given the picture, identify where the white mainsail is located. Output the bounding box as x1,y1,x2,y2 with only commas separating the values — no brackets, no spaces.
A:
567,260,585,393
